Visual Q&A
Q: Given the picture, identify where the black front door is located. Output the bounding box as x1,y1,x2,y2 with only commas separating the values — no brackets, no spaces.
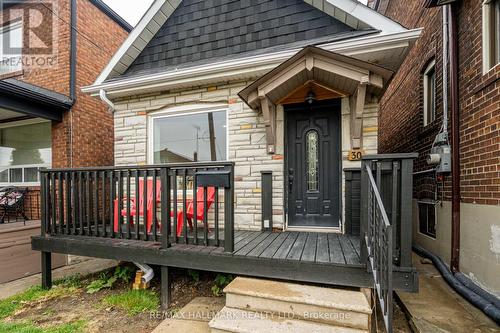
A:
286,100,341,228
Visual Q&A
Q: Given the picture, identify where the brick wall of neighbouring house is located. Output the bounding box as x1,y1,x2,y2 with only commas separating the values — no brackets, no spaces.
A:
378,1,500,205
1,0,129,168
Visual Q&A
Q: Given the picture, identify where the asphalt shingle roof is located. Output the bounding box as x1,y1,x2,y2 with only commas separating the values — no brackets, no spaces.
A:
123,0,363,77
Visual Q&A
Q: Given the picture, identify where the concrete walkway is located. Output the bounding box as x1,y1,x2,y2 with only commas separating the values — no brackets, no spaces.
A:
153,297,225,333
397,253,499,333
0,258,118,300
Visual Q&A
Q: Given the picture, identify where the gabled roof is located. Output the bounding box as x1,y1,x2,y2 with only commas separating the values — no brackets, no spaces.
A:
91,0,407,86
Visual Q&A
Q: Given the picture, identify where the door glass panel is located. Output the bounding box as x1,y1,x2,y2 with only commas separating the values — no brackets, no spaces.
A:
306,130,319,191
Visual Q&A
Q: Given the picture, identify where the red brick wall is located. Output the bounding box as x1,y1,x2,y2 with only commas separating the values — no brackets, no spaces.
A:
379,1,500,205
1,0,128,168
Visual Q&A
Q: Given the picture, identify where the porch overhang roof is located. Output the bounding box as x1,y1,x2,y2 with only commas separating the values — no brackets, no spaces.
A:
238,45,394,110
0,79,73,122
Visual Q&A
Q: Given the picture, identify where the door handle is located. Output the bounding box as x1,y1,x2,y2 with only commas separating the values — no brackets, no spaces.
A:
288,169,294,193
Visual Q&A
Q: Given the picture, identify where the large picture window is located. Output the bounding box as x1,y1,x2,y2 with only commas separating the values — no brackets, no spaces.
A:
0,20,23,75
150,107,227,164
0,120,51,185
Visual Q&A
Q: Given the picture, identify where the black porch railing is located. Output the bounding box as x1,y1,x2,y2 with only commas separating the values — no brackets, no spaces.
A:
365,162,393,333
40,162,235,252
360,153,417,333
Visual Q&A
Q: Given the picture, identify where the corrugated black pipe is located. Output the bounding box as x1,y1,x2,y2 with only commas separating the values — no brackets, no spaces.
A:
455,273,500,309
70,0,77,101
449,0,460,273
413,245,500,324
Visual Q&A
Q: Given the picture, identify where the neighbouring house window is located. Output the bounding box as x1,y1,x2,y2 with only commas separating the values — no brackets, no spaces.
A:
423,60,436,126
0,120,51,185
306,130,319,191
418,201,436,238
150,108,227,164
483,0,500,72
0,20,23,75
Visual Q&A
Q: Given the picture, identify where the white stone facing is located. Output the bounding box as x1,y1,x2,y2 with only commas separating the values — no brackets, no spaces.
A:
113,80,380,231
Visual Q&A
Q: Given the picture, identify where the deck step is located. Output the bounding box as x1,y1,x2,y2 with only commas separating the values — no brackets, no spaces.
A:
209,307,367,333
223,277,371,330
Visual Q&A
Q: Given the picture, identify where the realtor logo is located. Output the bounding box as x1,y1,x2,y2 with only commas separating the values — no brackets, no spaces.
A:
0,0,58,72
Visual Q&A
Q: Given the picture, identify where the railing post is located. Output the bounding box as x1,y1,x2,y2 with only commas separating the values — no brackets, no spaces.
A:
399,158,414,268
160,167,170,249
261,171,273,231
224,164,235,252
360,160,369,264
40,172,48,236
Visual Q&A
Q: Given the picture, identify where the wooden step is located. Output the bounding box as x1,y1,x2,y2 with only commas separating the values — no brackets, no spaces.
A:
223,277,371,330
209,307,367,333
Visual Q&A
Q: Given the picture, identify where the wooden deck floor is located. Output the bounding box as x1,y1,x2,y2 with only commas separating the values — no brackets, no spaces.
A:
232,231,361,265
32,230,417,291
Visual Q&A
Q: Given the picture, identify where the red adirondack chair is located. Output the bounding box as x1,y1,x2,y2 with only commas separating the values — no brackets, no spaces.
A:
113,179,161,233
172,187,216,237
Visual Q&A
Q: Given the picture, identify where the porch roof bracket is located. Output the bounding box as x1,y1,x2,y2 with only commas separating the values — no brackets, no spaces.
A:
351,83,367,149
259,95,277,154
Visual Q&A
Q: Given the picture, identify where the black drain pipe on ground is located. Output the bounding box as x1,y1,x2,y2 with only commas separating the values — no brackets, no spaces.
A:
413,245,500,324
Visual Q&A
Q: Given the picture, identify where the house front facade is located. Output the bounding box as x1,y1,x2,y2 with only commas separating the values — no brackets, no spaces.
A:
372,0,500,294
84,0,421,234
0,0,130,282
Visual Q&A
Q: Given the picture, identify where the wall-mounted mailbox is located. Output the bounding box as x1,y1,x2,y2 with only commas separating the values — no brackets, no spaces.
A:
196,170,231,188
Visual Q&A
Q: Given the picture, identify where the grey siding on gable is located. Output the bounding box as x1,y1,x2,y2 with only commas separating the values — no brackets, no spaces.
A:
124,0,358,77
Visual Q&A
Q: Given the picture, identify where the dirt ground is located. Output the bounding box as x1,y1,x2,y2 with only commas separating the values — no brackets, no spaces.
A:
3,268,220,333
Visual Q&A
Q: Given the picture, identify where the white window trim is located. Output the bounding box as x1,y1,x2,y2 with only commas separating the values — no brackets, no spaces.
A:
417,200,437,240
423,59,436,127
0,118,52,186
482,0,500,73
0,19,23,74
147,104,230,165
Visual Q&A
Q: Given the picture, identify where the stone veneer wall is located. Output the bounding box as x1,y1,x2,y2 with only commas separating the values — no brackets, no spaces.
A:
113,80,379,231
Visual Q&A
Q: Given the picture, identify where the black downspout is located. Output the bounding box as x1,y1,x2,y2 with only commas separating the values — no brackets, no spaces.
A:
70,0,77,101
449,3,460,273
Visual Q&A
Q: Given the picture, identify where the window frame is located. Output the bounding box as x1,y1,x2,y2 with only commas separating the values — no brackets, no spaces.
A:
0,19,23,75
147,104,230,165
482,0,500,73
423,59,436,127
0,118,52,186
417,200,437,239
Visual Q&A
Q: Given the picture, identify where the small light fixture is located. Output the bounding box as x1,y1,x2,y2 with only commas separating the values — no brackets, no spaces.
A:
305,90,316,105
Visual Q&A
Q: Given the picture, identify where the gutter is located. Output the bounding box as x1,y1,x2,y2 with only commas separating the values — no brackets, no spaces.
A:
82,28,422,97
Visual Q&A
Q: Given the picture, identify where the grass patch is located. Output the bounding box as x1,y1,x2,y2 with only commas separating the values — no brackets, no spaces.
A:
0,286,48,319
0,320,86,333
102,289,159,316
0,284,80,320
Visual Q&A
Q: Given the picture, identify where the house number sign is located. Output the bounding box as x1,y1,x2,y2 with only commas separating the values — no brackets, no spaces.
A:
348,149,363,161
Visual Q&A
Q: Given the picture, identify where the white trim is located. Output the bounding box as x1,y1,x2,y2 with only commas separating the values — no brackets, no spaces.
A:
0,19,23,75
93,0,181,84
423,59,436,127
147,104,230,165
89,0,412,87
323,0,406,33
482,0,500,73
83,28,422,97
